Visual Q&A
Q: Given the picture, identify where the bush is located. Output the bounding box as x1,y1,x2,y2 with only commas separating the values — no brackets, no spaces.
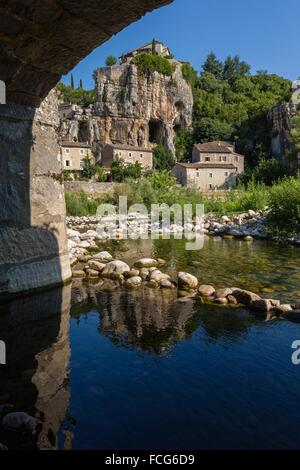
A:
56,82,95,108
65,191,101,216
133,53,175,77
266,178,300,236
111,158,143,182
146,171,177,191
241,157,287,186
96,166,107,182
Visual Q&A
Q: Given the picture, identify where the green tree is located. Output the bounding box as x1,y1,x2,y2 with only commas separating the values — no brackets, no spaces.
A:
193,118,233,143
241,156,287,186
223,55,251,83
152,39,157,55
153,145,175,171
202,52,223,79
79,79,83,89
111,158,127,182
175,129,193,161
105,55,117,67
126,161,142,179
181,62,198,89
71,73,75,90
80,154,97,180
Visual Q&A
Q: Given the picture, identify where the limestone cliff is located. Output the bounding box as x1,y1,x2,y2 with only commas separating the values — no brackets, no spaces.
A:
60,61,193,159
268,102,296,164
268,80,300,165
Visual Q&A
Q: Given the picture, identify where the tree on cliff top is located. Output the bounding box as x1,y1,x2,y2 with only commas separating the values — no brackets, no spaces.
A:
106,55,117,67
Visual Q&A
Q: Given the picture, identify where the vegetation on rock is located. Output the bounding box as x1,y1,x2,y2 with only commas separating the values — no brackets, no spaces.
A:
133,53,175,77
56,82,96,108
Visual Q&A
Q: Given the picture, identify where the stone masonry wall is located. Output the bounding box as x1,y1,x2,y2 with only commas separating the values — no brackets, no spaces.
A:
0,90,71,297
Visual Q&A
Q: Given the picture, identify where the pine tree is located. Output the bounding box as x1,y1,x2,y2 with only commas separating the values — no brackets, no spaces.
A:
79,79,83,89
152,38,157,55
202,53,223,79
71,73,75,90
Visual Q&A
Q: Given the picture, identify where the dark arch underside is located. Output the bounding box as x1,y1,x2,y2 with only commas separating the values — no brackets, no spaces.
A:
0,0,173,106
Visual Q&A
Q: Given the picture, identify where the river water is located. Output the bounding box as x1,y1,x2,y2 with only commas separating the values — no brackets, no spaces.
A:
1,237,300,449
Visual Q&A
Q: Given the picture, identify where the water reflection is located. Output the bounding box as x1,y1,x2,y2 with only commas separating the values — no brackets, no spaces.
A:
71,283,257,356
0,285,71,450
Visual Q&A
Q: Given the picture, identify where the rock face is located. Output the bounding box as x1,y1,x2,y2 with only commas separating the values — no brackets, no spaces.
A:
61,62,193,158
268,81,300,166
268,102,296,165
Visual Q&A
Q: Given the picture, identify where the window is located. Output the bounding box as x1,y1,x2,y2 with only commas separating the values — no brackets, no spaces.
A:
128,152,132,157
209,184,213,189
209,173,213,178
65,160,70,167
80,149,84,155
65,148,70,154
196,171,200,178
140,153,143,158
80,160,84,170
205,157,210,162
219,155,226,162
225,171,229,177
235,156,239,162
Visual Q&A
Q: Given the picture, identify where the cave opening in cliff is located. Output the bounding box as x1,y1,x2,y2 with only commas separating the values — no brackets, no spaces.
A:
78,122,90,143
149,119,164,144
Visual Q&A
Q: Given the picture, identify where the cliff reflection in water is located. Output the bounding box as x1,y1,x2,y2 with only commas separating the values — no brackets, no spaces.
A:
0,286,71,450
71,283,255,356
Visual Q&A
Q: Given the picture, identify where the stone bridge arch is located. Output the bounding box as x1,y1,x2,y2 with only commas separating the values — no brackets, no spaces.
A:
0,0,173,298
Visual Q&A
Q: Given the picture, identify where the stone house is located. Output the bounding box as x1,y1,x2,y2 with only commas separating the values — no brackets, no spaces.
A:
120,40,171,64
101,144,153,171
61,141,93,171
192,141,244,173
173,141,245,190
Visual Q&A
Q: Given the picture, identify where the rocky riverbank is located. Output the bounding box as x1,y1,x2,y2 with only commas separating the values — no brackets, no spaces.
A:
66,209,300,265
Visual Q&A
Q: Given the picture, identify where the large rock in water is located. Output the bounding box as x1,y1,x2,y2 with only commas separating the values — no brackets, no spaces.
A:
178,272,198,290
231,288,261,306
60,61,193,159
101,260,130,278
134,258,158,268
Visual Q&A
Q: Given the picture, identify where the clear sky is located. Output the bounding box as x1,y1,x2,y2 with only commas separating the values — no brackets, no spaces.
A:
62,0,299,89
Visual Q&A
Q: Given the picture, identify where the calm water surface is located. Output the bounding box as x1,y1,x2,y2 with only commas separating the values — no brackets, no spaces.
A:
1,237,300,450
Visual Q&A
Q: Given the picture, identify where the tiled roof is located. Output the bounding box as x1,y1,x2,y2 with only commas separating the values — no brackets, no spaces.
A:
105,143,152,153
194,141,234,153
175,162,237,170
61,141,90,148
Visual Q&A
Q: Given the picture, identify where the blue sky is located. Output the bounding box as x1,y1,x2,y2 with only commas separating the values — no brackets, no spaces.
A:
62,0,299,89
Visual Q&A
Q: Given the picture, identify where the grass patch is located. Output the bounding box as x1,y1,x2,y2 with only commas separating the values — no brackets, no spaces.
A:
65,175,300,238
65,191,112,216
